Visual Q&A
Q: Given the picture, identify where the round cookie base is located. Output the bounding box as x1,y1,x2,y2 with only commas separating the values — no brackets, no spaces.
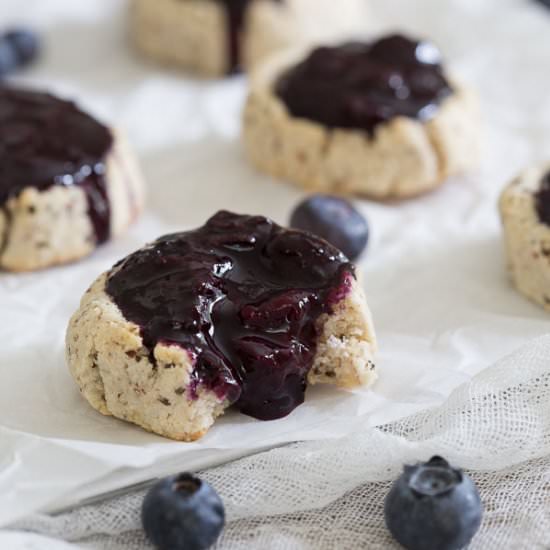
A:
242,50,482,200
66,269,377,441
0,131,145,272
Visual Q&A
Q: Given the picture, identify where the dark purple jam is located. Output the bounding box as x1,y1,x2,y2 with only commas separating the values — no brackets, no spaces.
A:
536,172,550,225
275,34,453,135
106,211,354,421
216,0,281,73
0,87,113,243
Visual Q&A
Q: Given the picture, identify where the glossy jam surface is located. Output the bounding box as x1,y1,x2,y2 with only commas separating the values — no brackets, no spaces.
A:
216,0,280,73
106,211,354,420
276,34,453,135
0,87,113,243
536,172,550,225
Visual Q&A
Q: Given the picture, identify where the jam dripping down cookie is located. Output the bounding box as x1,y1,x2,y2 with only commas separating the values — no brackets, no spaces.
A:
0,87,113,244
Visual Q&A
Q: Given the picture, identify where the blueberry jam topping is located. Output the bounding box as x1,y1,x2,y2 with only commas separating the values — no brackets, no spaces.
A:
216,0,281,73
535,172,550,226
0,87,113,243
106,211,354,421
276,34,453,135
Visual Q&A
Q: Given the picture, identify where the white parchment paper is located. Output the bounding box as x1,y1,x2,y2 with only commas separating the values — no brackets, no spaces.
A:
1,0,550,527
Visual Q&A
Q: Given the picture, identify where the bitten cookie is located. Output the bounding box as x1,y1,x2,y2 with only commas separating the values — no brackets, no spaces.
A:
130,0,369,77
66,211,378,441
0,87,145,272
243,34,481,199
499,165,550,311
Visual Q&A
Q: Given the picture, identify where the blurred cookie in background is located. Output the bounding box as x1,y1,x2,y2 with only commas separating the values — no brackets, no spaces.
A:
0,87,145,271
243,34,481,199
130,0,369,77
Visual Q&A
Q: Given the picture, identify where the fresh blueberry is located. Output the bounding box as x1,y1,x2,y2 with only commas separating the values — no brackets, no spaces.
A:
0,36,18,77
5,28,40,66
290,195,369,260
385,456,482,550
142,473,225,550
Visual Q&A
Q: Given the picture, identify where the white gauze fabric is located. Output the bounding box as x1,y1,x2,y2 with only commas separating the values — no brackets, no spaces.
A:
8,335,550,549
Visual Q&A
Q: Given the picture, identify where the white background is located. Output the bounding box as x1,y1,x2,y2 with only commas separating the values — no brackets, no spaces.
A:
1,0,549,527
